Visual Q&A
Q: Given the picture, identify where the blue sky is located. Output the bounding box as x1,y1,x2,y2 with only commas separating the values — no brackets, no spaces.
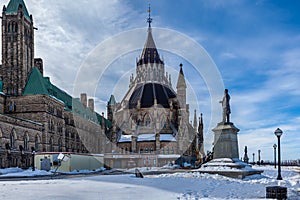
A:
1,0,300,161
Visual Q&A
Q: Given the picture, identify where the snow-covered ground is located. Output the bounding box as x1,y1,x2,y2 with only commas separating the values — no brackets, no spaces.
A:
0,166,299,200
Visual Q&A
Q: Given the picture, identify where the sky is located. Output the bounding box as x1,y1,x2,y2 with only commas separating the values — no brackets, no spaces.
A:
1,0,300,161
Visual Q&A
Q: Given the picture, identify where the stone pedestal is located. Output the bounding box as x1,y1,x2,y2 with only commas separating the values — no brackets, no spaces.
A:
198,122,263,179
212,122,239,159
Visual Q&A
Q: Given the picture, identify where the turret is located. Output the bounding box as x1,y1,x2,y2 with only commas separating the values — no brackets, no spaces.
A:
1,0,35,96
107,95,116,122
193,110,197,130
176,63,187,110
198,113,204,156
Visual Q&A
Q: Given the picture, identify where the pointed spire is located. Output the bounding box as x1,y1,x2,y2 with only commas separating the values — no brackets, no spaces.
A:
147,3,152,28
176,63,187,89
137,4,163,66
193,110,197,130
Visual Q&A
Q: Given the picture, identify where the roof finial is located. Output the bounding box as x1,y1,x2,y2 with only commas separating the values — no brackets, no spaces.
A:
147,3,152,28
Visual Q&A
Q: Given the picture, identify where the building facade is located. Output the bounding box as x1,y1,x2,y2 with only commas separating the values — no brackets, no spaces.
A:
0,0,204,169
0,0,109,169
104,16,205,168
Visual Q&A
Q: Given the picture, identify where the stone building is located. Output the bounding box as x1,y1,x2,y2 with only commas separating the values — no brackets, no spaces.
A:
0,0,109,168
104,14,205,168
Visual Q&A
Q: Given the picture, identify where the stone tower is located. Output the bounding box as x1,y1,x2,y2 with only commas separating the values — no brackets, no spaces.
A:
176,63,188,154
1,0,35,96
107,95,116,122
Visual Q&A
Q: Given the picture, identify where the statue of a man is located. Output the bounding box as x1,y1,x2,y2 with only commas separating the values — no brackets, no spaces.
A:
219,89,231,123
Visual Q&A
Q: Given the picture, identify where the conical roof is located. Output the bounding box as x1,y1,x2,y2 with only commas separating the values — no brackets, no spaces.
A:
176,64,187,89
137,28,163,65
5,0,31,21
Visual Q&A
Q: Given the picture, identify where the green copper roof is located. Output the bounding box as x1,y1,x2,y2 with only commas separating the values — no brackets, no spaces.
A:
108,95,116,105
0,80,3,93
23,68,111,128
5,0,31,21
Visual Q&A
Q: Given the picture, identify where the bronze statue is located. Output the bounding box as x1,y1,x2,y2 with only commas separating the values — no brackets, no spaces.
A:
219,89,231,123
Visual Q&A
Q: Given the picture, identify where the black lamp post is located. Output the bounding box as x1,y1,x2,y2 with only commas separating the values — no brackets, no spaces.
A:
31,147,36,171
252,153,255,164
273,144,277,168
258,149,261,164
274,128,283,180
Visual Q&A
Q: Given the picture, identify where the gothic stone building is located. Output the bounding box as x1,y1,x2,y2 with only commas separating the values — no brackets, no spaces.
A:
0,0,109,168
104,20,205,168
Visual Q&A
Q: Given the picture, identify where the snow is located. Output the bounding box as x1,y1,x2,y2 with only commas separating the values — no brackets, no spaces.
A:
0,168,52,177
200,158,258,172
0,167,106,177
0,166,299,199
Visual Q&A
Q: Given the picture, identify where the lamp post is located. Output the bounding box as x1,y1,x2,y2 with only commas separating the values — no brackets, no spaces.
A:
252,153,255,164
258,149,261,164
274,128,283,180
31,147,36,171
273,144,277,168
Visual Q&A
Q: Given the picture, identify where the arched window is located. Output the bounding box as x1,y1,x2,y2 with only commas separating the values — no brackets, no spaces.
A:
10,130,15,149
35,135,40,151
145,115,151,128
23,133,28,151
12,22,15,32
8,22,11,32
65,132,69,150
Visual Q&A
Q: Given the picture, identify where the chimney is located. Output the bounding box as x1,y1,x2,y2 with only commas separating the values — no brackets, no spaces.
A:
34,58,43,75
88,98,94,112
80,93,87,107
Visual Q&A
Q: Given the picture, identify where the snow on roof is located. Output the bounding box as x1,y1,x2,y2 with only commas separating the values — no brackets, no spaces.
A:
138,134,155,141
118,134,132,143
160,134,176,142
157,154,181,159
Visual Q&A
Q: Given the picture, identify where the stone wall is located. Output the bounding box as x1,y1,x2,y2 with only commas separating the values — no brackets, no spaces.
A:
0,113,43,168
0,94,106,168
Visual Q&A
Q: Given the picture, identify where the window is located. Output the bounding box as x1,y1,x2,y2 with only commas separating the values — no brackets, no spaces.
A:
35,135,39,151
10,132,15,149
23,134,28,151
150,148,153,153
145,115,151,127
